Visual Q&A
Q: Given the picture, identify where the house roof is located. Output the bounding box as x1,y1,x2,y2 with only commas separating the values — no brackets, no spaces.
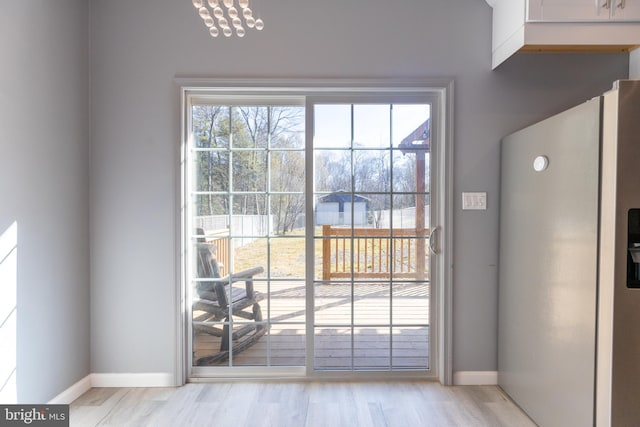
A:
399,119,430,154
317,191,371,204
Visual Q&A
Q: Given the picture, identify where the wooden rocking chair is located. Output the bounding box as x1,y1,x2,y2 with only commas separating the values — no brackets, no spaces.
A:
192,237,266,365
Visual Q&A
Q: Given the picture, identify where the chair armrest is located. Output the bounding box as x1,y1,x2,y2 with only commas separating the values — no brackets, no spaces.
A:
213,266,264,306
225,266,264,281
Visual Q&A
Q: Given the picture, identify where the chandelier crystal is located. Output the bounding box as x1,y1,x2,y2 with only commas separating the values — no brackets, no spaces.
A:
192,0,264,38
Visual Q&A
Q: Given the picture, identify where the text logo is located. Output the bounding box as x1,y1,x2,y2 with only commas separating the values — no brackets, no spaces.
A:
0,405,68,426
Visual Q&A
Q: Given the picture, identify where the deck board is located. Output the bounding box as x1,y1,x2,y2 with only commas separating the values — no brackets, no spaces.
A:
194,281,430,369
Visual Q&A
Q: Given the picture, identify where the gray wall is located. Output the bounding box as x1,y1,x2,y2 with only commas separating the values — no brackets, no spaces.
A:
89,0,629,376
631,49,640,78
0,2,90,402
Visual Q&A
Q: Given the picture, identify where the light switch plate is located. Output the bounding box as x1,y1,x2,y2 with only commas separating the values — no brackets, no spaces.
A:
462,192,487,210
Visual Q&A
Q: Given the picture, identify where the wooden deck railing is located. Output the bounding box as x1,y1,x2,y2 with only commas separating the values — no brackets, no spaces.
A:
322,224,429,280
203,230,231,275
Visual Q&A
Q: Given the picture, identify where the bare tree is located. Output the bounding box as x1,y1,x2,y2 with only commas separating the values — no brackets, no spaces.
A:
233,106,304,218
192,105,229,215
271,136,305,234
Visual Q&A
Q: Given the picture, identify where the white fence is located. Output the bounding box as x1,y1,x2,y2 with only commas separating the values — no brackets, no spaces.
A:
194,214,272,248
375,205,430,229
194,215,272,273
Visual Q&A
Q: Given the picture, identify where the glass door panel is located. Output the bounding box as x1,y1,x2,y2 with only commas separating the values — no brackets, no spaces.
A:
313,102,431,371
187,102,306,370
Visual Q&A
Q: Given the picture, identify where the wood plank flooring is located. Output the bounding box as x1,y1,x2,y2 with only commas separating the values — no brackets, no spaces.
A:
70,381,536,427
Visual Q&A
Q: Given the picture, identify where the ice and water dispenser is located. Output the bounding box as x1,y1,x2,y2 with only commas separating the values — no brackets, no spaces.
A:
627,209,640,288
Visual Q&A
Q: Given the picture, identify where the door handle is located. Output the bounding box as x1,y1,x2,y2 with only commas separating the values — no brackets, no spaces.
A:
617,0,625,9
601,0,611,9
428,226,440,255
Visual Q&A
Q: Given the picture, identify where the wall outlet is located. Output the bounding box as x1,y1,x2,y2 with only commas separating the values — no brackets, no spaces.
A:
462,192,487,210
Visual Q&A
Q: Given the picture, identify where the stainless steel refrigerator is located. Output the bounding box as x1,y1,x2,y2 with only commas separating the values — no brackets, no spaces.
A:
499,80,640,427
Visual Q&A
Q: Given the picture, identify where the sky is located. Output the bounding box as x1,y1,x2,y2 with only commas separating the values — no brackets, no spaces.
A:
314,103,431,149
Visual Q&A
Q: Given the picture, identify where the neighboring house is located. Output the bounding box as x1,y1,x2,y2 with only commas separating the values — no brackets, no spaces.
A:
315,192,370,226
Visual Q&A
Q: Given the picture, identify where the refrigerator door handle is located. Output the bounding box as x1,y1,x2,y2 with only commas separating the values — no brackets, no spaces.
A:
428,226,440,255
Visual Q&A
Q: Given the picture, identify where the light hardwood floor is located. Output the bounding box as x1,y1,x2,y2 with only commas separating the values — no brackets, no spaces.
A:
70,381,536,427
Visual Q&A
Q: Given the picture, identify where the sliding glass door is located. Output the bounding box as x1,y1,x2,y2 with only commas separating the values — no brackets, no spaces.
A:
182,85,443,378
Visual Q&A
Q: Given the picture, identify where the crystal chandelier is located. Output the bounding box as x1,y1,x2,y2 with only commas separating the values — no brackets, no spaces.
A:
192,0,264,38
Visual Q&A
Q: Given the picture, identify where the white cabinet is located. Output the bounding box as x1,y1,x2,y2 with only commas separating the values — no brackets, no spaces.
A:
528,0,640,22
611,0,640,20
490,0,640,68
528,0,609,21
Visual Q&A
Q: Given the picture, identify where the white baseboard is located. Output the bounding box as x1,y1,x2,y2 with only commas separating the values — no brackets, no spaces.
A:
52,371,493,402
48,373,175,404
48,375,93,404
90,373,175,388
453,371,498,385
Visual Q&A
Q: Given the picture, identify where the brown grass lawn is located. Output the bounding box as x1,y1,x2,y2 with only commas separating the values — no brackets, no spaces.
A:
233,228,323,278
233,227,428,279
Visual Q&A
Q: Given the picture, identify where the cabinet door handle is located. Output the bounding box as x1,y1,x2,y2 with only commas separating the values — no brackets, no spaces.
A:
601,0,611,9
617,0,625,9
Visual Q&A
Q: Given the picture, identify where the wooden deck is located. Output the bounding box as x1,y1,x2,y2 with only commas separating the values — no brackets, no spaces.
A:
193,281,430,369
